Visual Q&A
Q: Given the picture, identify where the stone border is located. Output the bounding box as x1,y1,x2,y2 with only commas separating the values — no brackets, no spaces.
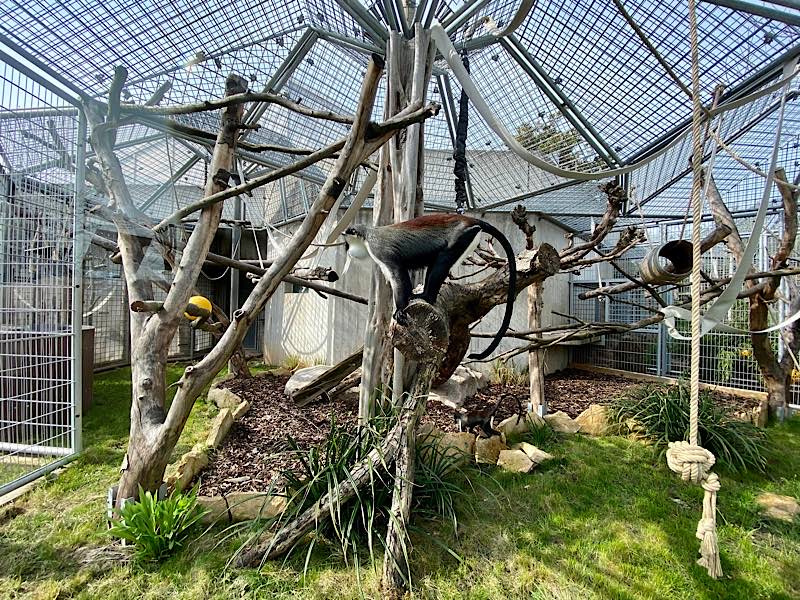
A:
162,374,291,524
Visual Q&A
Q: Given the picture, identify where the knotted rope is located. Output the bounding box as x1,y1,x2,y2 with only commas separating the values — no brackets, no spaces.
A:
676,0,722,579
666,441,722,577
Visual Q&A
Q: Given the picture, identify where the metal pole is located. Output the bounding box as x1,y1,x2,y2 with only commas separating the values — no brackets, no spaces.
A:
72,110,88,454
701,0,800,27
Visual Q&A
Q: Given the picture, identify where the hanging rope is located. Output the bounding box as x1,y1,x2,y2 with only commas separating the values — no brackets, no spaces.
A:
453,50,470,213
666,0,721,578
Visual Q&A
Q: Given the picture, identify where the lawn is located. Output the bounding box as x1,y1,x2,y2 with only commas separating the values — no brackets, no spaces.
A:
0,367,798,599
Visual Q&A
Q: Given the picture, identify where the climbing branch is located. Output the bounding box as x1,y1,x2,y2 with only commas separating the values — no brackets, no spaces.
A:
121,90,356,125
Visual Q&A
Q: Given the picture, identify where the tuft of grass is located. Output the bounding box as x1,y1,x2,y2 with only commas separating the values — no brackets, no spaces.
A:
610,383,767,473
491,359,529,386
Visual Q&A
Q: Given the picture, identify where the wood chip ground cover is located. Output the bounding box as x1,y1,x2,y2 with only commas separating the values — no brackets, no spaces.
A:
198,368,760,496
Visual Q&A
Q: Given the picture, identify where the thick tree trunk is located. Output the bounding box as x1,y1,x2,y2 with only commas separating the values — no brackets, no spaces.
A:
117,75,249,502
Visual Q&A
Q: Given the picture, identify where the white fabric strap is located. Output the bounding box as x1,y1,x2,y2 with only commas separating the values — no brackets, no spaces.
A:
661,59,797,341
430,22,799,182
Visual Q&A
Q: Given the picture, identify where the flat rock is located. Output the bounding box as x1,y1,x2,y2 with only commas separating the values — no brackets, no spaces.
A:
197,492,287,524
284,365,330,397
544,410,581,434
497,449,534,473
166,445,208,492
206,408,234,449
475,435,507,465
757,492,800,522
439,432,476,466
232,400,251,421
575,404,610,436
511,442,553,466
429,365,486,409
207,386,242,410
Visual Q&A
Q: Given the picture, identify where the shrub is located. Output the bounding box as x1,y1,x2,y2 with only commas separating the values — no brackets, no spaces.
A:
238,410,475,568
610,384,767,473
108,483,207,563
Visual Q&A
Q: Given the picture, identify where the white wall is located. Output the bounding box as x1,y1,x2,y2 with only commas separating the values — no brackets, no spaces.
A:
262,211,572,375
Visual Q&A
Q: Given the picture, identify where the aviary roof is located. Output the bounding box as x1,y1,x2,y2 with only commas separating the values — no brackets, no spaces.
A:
1,0,799,231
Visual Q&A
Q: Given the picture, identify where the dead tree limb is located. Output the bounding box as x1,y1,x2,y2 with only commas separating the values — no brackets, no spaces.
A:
121,90,356,125
578,224,731,300
291,347,364,407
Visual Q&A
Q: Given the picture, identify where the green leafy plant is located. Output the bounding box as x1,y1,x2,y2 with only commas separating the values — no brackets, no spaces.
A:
609,384,767,473
520,419,559,450
108,483,208,563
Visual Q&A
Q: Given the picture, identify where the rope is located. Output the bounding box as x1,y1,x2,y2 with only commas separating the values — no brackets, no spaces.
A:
674,0,722,579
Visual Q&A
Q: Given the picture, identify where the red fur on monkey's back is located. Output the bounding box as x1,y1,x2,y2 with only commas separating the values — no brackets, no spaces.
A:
390,213,476,229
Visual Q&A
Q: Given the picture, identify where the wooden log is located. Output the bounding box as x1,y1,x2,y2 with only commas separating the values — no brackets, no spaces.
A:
291,347,364,407
130,300,163,313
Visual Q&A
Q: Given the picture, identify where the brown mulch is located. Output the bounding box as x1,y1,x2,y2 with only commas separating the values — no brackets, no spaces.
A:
198,368,761,496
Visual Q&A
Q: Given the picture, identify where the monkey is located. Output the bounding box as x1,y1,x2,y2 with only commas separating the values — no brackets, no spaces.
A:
454,394,504,438
454,394,524,438
342,213,517,360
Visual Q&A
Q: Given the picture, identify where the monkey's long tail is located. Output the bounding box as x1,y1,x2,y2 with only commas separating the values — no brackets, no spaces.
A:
468,221,517,359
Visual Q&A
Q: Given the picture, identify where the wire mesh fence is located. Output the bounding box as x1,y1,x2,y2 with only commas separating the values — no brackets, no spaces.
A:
0,59,82,496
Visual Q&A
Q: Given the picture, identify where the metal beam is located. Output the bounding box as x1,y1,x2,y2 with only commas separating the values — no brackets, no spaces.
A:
243,28,318,127
503,36,622,167
701,0,800,27
443,0,489,33
0,37,86,105
337,0,390,43
439,73,476,208
629,92,795,215
138,154,201,212
312,28,383,55
626,42,800,163
478,179,584,211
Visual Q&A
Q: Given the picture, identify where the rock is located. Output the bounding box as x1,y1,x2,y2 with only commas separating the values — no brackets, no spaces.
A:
429,365,486,409
757,492,800,522
544,411,580,434
284,365,330,397
439,432,476,467
475,435,507,465
263,366,292,378
206,408,234,449
232,400,251,421
207,386,242,410
527,412,547,429
496,414,529,437
575,404,610,436
511,442,553,466
166,445,208,492
497,449,534,473
754,401,768,428
197,493,287,524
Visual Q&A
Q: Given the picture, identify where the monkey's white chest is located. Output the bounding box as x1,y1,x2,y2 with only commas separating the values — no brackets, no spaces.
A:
345,237,371,260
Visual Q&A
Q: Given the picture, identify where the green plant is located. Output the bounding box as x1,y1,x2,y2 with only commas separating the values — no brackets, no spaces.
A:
490,359,528,386
521,419,559,450
235,409,476,571
609,384,767,473
108,483,207,563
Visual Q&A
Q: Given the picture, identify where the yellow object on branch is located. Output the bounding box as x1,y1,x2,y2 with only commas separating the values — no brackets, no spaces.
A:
184,295,212,320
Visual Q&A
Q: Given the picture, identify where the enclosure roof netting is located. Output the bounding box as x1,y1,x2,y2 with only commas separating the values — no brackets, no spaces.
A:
1,0,800,227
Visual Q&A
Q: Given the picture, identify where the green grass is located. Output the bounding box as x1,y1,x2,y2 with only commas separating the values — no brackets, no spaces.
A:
0,367,798,599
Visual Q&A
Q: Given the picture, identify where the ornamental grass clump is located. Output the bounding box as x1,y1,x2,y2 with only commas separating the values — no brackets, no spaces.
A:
108,483,207,563
610,384,767,473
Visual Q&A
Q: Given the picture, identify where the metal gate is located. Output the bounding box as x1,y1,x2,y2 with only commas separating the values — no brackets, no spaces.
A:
0,54,83,496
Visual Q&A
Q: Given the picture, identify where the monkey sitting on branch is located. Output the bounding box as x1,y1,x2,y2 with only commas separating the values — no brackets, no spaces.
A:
342,213,517,359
